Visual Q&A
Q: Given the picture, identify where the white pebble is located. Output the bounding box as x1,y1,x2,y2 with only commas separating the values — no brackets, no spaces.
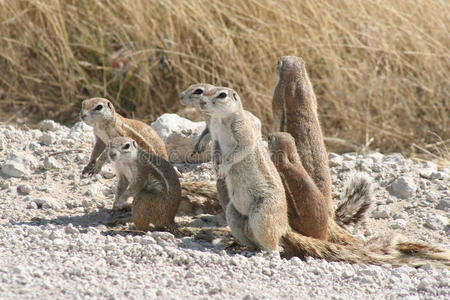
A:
390,176,416,199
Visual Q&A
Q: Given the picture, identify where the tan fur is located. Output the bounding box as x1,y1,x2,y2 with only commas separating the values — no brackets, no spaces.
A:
268,132,329,240
80,97,168,178
272,56,331,202
108,137,181,231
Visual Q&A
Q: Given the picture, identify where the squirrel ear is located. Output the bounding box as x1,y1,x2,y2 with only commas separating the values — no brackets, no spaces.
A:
232,92,239,101
132,140,137,148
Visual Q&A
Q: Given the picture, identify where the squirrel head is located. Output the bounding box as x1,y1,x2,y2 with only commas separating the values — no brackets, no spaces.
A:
80,98,115,126
267,132,301,165
108,137,139,163
201,87,242,117
276,56,306,79
179,83,215,107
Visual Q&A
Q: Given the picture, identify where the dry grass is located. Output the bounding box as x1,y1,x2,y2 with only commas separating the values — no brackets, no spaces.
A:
0,0,449,160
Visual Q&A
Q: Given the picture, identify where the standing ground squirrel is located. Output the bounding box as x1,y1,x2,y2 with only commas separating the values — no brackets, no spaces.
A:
80,97,168,178
108,137,181,231
202,86,288,251
201,87,450,267
272,56,331,202
179,83,262,212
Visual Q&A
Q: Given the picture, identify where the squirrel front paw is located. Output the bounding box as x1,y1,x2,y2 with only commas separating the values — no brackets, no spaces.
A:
192,142,205,155
82,162,100,177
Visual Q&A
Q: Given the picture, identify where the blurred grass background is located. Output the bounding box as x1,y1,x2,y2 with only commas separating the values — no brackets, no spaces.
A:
0,0,449,161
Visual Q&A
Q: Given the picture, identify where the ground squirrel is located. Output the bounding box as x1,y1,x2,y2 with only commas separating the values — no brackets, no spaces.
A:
179,83,262,212
108,137,181,231
80,97,168,178
268,132,329,240
202,86,288,251
272,56,331,202
201,87,450,267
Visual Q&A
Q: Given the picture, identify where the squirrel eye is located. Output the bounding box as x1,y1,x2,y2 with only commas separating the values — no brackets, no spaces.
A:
193,88,203,95
123,143,130,150
94,104,103,111
217,92,227,99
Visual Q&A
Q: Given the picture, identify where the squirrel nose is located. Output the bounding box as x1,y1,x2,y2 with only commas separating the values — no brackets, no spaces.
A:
109,151,117,160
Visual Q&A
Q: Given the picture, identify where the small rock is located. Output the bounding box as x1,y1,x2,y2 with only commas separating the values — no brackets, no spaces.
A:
341,161,355,170
372,163,382,173
0,135,4,151
39,133,54,146
34,197,62,210
436,198,450,211
64,224,79,234
420,263,434,271
425,191,438,202
17,184,32,195
26,142,41,152
425,214,448,230
328,154,343,167
76,154,88,163
393,212,408,220
383,153,404,162
430,171,445,180
0,179,11,189
342,153,357,160
39,120,58,132
417,279,431,290
390,219,407,229
26,201,38,209
419,168,434,179
390,176,416,199
84,182,104,197
366,152,384,163
44,156,61,170
1,155,31,177
371,205,391,219
100,165,116,179
151,231,176,244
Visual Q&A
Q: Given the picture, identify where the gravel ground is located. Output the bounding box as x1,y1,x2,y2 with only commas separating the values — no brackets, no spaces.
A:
0,120,449,299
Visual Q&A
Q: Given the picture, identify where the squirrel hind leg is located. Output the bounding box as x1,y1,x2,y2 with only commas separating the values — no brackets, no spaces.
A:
247,197,289,252
132,193,174,231
226,203,258,250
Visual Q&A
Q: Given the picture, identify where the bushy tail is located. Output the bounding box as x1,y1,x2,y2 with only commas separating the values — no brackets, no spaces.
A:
283,231,450,268
180,181,220,215
395,238,450,266
335,172,373,226
327,220,364,246
282,230,396,265
181,181,217,199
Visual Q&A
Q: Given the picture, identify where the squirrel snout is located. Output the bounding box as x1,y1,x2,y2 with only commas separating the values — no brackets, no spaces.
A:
199,100,207,109
109,150,118,161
